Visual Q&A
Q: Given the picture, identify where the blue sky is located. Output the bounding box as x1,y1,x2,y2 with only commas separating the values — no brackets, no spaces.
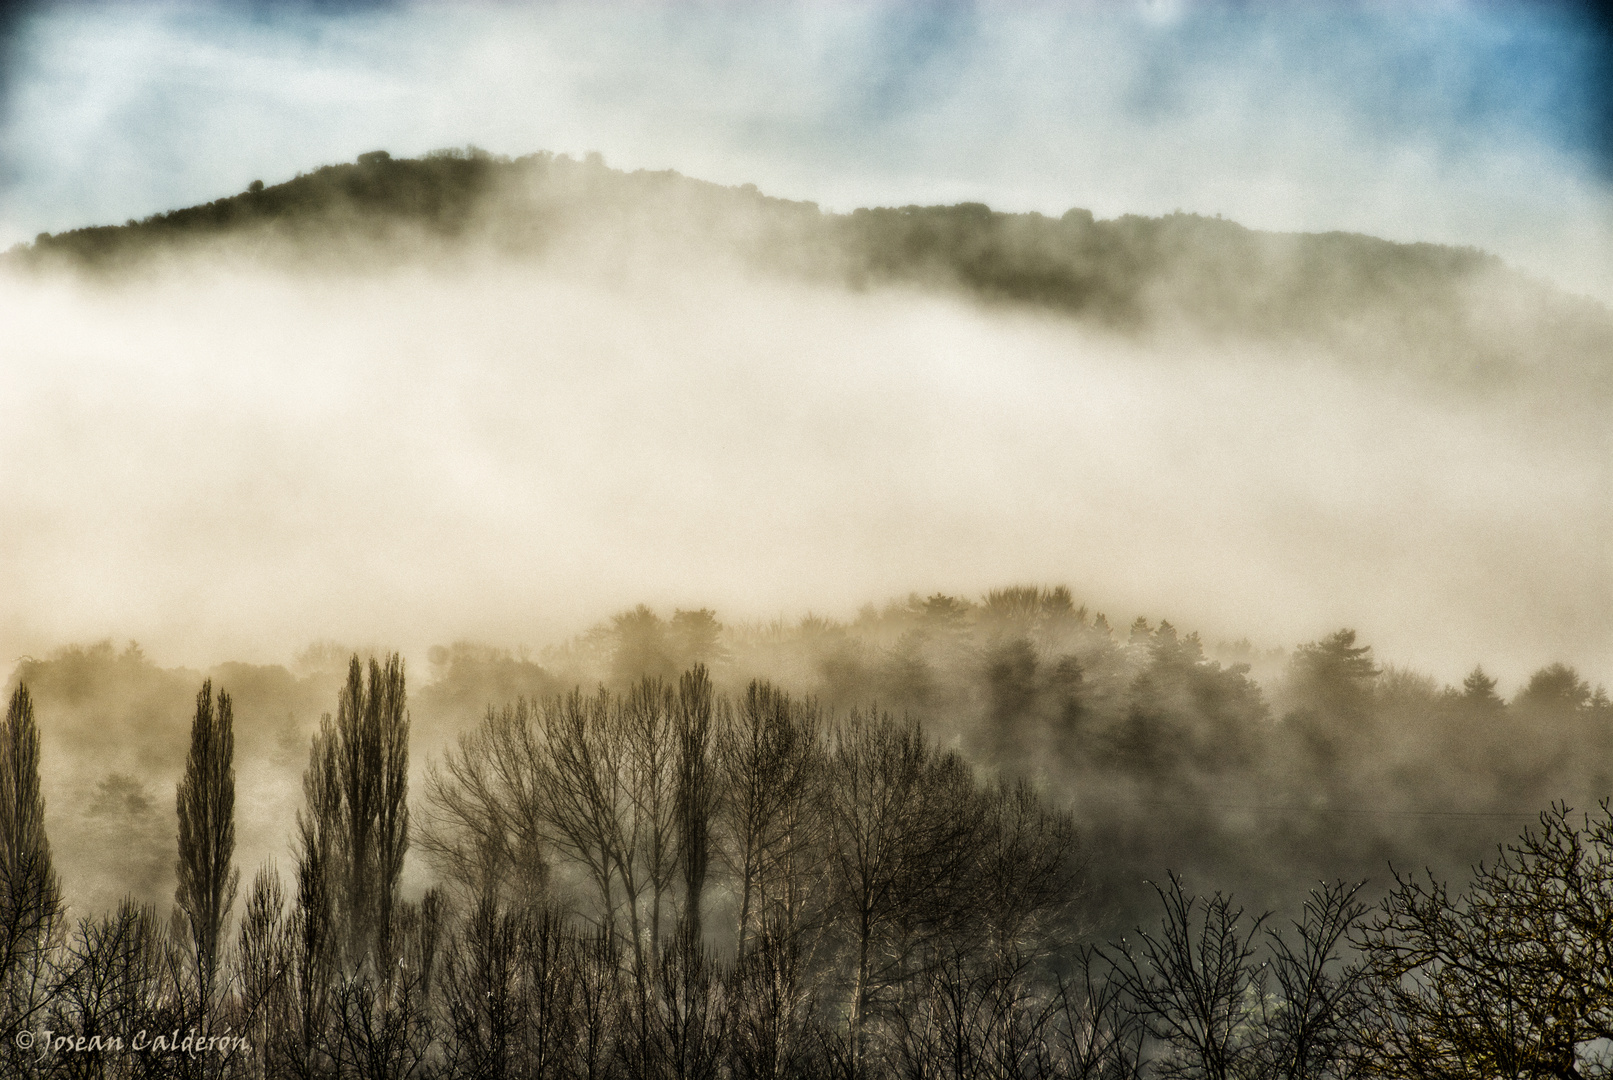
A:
2,0,1611,295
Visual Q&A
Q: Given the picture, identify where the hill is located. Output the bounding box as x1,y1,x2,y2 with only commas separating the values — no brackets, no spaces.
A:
11,147,1612,389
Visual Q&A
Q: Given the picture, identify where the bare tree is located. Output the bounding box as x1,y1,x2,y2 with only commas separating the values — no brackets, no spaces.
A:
715,681,824,963
174,679,240,1034
536,688,637,960
888,778,1083,1080
534,679,681,978
727,914,817,1080
234,864,290,1080
635,929,729,1080
1107,874,1268,1080
438,894,522,1080
1049,950,1147,1080
620,677,680,969
326,889,440,1080
50,899,179,1080
892,942,1049,1080
1262,881,1368,1080
823,710,983,1076
438,896,577,1080
1354,802,1613,1080
420,699,549,907
970,778,1083,959
573,929,624,1080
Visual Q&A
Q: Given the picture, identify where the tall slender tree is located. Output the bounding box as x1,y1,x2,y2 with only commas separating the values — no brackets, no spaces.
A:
174,679,240,1024
287,655,415,1077
674,665,715,944
0,684,59,1037
300,654,411,972
290,712,341,1076
826,711,982,1076
716,681,823,964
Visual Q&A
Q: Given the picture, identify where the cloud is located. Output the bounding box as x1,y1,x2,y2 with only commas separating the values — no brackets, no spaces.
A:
0,253,1606,688
0,1,1609,295
0,2,1608,694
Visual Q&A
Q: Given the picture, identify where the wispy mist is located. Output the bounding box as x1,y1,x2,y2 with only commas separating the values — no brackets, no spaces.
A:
0,9,1607,1072
1,238,1605,688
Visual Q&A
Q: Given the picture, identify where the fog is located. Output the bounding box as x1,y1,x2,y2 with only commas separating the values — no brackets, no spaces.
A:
1,241,1606,692
0,9,1606,1069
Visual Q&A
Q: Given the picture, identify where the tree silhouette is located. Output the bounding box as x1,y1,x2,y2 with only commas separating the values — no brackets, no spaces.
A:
1356,802,1613,1080
174,678,239,1032
0,684,59,1070
1107,874,1267,1080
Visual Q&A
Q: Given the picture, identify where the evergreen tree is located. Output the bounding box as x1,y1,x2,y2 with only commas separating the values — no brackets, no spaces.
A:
1460,665,1502,707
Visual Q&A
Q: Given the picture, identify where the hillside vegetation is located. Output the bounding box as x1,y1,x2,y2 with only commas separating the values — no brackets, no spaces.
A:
12,148,1612,388
3,590,1612,1077
11,588,1610,934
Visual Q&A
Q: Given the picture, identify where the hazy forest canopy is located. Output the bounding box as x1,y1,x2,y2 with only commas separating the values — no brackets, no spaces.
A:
4,591,1609,929
0,590,1611,1078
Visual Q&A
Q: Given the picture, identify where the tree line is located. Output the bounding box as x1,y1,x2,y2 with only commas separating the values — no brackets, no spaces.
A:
8,592,1609,938
2,636,1612,1079
689,590,1611,931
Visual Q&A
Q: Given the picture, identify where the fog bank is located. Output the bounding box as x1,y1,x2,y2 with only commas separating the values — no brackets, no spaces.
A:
1,253,1605,689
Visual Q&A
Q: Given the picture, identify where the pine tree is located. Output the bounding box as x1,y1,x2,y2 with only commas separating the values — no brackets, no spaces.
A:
1460,665,1503,710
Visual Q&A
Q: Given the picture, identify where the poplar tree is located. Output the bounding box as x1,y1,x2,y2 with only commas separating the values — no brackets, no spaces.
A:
674,664,715,945
0,684,59,1021
300,654,410,972
174,679,240,1022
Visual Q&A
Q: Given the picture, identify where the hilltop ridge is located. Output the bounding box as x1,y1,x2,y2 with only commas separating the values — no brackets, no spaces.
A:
10,147,1613,386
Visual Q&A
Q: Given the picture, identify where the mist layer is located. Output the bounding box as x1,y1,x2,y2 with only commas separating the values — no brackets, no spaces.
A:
0,250,1605,688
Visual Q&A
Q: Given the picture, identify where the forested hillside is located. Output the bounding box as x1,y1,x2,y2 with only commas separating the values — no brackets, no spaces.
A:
11,148,1612,389
2,588,1610,1077
9,588,1609,929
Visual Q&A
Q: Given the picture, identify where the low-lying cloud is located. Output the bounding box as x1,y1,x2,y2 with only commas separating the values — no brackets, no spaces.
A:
1,247,1605,691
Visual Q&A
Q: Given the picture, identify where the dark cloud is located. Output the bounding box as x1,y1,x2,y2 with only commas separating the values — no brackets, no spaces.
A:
0,0,36,34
